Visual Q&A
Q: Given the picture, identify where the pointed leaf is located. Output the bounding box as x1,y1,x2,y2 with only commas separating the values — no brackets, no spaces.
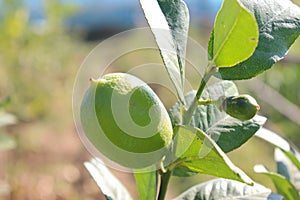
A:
140,0,189,103
275,148,300,191
218,0,300,79
174,178,282,200
254,165,300,200
212,0,258,67
255,128,300,171
84,158,132,200
134,166,157,200
172,126,253,185
169,81,264,153
207,115,266,153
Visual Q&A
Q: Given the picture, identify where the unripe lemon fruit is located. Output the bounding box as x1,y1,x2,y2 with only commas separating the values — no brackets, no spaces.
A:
220,94,260,121
80,73,173,168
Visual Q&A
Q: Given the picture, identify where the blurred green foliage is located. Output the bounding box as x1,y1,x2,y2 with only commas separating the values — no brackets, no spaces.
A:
0,0,85,120
0,1,100,199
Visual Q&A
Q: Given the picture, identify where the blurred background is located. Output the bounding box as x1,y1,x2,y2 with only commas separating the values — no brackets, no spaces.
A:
0,0,300,199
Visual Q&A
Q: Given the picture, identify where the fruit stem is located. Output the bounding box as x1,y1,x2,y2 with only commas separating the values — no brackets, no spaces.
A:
198,99,213,106
182,66,218,125
157,170,172,200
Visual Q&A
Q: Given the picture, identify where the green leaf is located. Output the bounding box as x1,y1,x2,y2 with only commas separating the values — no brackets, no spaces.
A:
0,134,16,151
254,165,300,200
255,128,300,172
172,126,253,185
218,0,300,79
84,158,132,200
169,81,265,153
212,0,258,67
207,115,266,153
134,166,157,200
174,178,282,200
0,112,17,127
275,148,300,191
139,0,189,103
169,81,238,128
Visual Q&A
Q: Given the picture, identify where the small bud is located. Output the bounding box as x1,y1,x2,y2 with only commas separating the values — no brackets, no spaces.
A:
220,94,260,120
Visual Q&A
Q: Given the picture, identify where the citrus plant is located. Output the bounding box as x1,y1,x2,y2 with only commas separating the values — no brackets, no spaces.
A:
81,0,300,199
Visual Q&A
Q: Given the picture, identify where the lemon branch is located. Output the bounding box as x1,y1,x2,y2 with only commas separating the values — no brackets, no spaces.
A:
157,66,218,200
182,66,218,125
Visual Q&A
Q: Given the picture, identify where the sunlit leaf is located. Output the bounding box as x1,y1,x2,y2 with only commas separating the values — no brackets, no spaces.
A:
172,126,253,185
211,0,258,67
174,178,282,200
218,0,300,79
139,0,189,103
134,166,157,200
255,128,300,171
84,158,132,200
254,165,300,200
275,148,300,191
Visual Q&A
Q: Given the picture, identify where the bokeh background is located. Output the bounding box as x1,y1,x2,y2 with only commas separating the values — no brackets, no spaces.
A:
1,0,300,199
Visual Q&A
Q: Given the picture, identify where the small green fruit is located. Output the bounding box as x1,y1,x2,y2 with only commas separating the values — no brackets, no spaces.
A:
80,73,173,168
220,94,260,120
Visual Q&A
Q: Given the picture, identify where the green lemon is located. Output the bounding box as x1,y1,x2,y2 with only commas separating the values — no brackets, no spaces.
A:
221,94,260,121
80,73,173,168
